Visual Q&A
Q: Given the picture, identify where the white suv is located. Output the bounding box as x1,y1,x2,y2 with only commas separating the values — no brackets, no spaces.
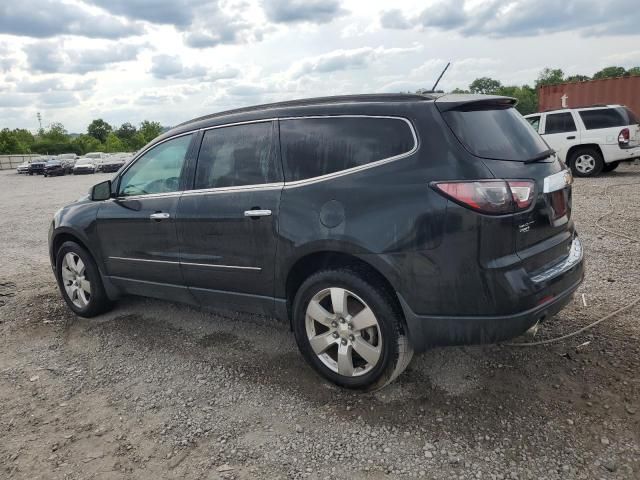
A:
525,105,640,177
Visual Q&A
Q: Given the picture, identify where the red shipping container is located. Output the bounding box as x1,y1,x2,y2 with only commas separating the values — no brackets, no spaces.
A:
538,76,640,116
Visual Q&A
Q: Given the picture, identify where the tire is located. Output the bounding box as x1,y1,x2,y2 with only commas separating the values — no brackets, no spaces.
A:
568,148,604,177
602,161,620,173
293,268,413,391
55,241,113,317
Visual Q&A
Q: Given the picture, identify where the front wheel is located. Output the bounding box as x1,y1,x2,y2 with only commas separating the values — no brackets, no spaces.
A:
55,241,113,317
569,148,604,177
293,269,413,391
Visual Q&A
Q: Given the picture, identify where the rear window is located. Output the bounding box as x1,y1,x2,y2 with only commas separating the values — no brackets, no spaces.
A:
579,107,638,130
280,117,415,182
441,107,549,161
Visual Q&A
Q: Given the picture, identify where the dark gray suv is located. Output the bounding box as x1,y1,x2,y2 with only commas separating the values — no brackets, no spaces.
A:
49,93,584,390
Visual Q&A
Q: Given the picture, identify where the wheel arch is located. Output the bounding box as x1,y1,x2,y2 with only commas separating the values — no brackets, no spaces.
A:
284,250,406,330
50,228,120,300
566,143,603,164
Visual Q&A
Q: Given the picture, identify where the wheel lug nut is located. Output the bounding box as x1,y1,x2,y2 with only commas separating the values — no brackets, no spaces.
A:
349,335,355,342
331,321,337,328
348,323,353,330
339,318,345,324
341,338,347,345
332,332,339,339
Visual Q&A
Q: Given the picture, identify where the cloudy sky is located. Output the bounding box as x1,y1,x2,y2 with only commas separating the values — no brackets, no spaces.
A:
1,0,640,132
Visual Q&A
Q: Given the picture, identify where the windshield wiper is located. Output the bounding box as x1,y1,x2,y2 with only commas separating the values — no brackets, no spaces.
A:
524,149,555,164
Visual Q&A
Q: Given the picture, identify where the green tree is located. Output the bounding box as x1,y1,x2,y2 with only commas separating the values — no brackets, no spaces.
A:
0,128,34,154
41,122,68,142
71,134,103,155
495,85,538,115
139,120,163,143
0,129,21,154
469,77,502,95
536,68,565,88
593,66,626,79
565,74,591,82
104,132,125,152
449,87,470,94
87,119,113,143
627,66,640,76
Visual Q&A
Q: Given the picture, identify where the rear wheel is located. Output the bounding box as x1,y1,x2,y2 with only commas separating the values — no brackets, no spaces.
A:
569,148,603,177
293,269,413,391
55,241,113,317
602,161,620,173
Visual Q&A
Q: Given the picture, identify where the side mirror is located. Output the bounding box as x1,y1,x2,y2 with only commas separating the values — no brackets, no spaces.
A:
91,180,112,201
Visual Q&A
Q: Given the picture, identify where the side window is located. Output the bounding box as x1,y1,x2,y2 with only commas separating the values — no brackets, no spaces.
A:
119,134,192,197
280,117,415,182
526,115,540,132
544,113,576,134
194,122,280,189
579,108,627,130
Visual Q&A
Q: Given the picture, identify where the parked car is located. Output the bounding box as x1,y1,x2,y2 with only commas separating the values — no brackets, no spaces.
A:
72,158,96,174
99,156,127,173
48,93,584,390
16,162,30,174
524,105,640,177
27,158,47,175
44,160,65,177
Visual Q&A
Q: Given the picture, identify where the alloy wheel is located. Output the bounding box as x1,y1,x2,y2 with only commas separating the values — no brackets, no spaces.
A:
574,154,596,174
61,252,91,308
305,287,382,377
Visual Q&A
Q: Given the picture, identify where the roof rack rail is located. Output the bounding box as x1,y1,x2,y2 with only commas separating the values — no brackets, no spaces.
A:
176,93,435,128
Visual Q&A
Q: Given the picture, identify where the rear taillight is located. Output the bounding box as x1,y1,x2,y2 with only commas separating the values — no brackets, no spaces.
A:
432,180,535,215
618,128,630,145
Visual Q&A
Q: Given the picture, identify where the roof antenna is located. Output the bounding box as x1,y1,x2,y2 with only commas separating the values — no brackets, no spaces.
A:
431,62,451,92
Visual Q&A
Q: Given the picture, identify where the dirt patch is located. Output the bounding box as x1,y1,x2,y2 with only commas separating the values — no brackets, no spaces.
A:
1,167,640,479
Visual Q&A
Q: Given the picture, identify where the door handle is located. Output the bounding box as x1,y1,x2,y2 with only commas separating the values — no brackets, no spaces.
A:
244,209,272,218
149,212,170,220
566,135,576,140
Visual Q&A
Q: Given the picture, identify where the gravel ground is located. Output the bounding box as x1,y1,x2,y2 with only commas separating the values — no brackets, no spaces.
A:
0,166,639,480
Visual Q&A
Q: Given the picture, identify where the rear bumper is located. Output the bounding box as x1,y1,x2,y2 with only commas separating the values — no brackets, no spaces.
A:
401,237,585,352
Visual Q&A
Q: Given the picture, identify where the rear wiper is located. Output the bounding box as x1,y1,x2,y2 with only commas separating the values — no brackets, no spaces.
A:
524,149,556,164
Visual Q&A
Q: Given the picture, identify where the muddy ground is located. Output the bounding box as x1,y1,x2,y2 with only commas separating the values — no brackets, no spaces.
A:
0,166,639,480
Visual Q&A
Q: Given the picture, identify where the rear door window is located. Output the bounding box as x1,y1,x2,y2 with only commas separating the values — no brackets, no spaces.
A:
279,117,415,182
194,121,281,189
579,107,637,130
544,112,577,134
441,107,549,161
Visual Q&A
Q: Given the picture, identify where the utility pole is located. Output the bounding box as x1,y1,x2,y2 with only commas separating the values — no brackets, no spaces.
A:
37,112,42,132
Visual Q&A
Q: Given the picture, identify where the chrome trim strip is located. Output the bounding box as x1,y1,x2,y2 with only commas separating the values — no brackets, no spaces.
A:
111,191,183,201
181,182,283,197
244,209,272,217
199,118,278,132
107,256,261,271
181,262,261,271
530,236,583,283
109,256,179,265
279,115,419,188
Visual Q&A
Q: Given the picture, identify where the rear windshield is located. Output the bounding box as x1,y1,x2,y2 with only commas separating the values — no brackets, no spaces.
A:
579,107,638,130
441,106,549,161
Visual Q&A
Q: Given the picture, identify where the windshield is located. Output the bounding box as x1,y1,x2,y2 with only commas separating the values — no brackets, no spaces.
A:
76,159,92,165
442,106,550,161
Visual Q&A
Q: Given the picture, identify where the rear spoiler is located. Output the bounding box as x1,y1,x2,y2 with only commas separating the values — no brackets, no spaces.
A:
434,94,517,112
